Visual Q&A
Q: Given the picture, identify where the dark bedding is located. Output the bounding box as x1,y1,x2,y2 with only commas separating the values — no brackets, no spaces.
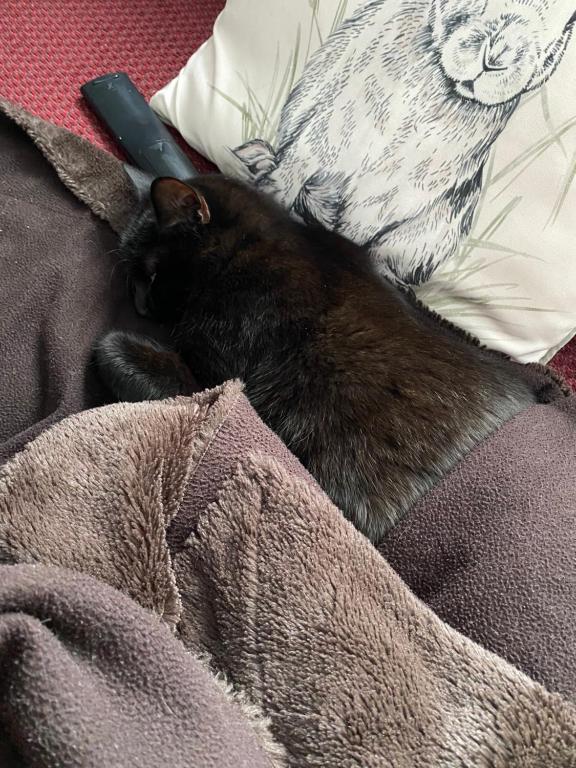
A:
0,99,574,765
380,385,576,700
1,383,574,767
0,107,154,464
0,564,277,768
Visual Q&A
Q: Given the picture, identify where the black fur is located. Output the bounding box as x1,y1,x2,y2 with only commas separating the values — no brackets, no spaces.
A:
95,174,537,543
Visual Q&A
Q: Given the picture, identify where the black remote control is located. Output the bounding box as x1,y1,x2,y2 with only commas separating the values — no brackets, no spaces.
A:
81,72,198,180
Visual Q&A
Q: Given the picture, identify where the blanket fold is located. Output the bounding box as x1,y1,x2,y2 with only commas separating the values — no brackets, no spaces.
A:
1,96,575,767
379,392,576,701
1,382,575,767
0,99,155,466
0,563,279,768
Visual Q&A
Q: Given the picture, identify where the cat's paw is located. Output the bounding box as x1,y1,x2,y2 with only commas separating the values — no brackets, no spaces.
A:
93,331,197,402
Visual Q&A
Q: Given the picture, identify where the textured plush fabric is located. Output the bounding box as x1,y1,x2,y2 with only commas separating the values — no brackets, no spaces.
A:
0,564,280,768
0,97,137,232
379,391,576,701
1,96,575,764
167,388,313,551
1,382,575,767
0,100,160,465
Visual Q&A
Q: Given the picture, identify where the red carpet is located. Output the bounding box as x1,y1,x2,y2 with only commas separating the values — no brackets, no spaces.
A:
1,0,574,380
548,342,576,390
1,0,225,168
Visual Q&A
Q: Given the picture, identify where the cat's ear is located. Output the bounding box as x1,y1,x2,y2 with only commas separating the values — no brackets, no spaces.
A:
150,177,211,228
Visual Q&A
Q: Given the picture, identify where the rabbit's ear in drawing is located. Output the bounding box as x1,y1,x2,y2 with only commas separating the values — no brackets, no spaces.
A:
429,0,448,45
526,11,576,92
232,139,278,181
429,0,485,45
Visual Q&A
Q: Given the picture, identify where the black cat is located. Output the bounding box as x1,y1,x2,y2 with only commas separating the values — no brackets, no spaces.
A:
95,175,537,543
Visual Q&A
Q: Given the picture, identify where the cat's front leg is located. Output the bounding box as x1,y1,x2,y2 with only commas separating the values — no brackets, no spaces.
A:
94,331,198,402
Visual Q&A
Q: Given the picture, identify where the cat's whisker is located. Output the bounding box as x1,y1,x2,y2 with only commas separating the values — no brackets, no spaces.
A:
107,255,131,287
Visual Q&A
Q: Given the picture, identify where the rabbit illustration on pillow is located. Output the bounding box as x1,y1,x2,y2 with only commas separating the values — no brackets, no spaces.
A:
234,0,576,286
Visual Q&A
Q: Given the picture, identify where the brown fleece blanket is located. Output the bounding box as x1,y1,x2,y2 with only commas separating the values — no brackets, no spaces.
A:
0,99,166,465
1,382,575,766
0,563,280,768
379,387,576,701
1,99,576,764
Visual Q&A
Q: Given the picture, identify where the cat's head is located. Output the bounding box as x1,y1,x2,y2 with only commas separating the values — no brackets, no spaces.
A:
430,0,576,105
119,173,288,324
119,176,214,322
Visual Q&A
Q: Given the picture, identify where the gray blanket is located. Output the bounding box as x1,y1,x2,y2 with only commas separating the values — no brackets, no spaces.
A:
380,384,576,700
1,98,575,766
1,382,575,767
0,564,280,768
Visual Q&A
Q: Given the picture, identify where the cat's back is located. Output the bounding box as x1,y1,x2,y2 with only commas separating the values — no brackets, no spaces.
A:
243,217,537,427
296,261,538,538
187,176,535,424
319,264,535,416
167,184,538,539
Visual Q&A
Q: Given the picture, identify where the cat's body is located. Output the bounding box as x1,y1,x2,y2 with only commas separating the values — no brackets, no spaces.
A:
96,174,538,542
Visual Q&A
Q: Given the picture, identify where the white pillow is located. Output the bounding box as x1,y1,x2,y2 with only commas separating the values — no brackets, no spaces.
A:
151,0,576,363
